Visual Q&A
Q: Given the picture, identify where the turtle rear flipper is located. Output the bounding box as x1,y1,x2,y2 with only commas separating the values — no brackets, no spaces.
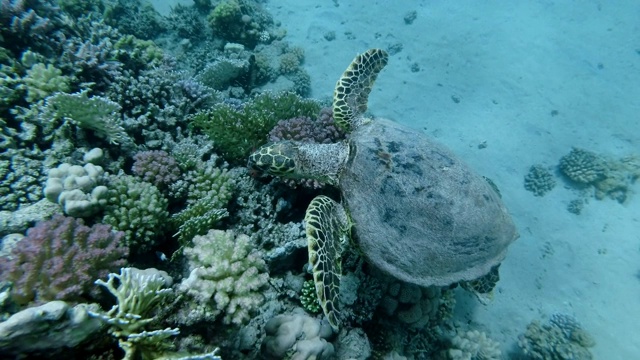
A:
305,195,351,331
462,265,501,305
333,48,389,132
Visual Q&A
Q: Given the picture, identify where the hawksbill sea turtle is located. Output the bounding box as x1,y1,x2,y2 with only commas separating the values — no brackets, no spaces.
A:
248,49,519,331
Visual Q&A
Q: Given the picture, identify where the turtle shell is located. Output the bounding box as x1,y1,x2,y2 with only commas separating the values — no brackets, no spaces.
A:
340,119,518,286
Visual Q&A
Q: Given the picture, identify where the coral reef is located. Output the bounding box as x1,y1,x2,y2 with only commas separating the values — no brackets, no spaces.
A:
179,229,269,325
207,0,274,49
0,148,46,211
558,148,640,203
518,314,595,360
524,164,556,196
0,215,128,305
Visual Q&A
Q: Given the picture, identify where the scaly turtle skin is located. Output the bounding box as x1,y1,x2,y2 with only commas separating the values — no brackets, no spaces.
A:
248,49,518,331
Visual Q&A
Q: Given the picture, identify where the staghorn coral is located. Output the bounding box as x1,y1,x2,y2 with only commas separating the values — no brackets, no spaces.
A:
89,267,179,360
524,164,556,197
0,215,128,305
179,229,269,325
132,150,181,190
102,174,169,253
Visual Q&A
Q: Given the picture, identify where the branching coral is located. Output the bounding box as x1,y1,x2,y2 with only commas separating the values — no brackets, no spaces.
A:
524,164,556,197
132,150,181,190
0,215,128,305
179,229,269,325
102,174,169,253
192,91,321,163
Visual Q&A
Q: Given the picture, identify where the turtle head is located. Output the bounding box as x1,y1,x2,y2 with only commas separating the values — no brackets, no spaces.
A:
248,141,298,178
248,141,349,185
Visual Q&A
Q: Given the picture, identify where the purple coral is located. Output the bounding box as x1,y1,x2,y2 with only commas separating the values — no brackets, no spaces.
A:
132,150,181,189
0,215,129,305
268,107,345,144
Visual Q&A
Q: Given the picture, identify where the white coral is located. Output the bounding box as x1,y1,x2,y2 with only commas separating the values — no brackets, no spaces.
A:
448,330,501,360
179,229,269,325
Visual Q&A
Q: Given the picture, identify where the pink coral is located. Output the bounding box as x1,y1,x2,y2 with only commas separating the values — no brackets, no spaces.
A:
131,150,181,189
268,107,345,144
0,215,129,305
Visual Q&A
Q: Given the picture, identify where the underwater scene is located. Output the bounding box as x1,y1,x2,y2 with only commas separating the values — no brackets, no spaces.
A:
0,0,638,359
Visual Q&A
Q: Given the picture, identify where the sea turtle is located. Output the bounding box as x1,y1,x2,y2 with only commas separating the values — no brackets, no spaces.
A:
248,49,518,330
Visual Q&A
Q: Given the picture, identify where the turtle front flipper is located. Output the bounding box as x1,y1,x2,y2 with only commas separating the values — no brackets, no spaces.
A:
305,195,351,331
333,48,389,132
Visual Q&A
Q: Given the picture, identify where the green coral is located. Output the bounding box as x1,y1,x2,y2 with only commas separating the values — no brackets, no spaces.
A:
171,162,234,244
102,174,169,253
179,229,269,325
191,91,320,163
45,91,130,145
207,0,271,48
524,164,556,197
114,35,164,69
22,63,71,103
89,267,179,360
300,279,321,314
